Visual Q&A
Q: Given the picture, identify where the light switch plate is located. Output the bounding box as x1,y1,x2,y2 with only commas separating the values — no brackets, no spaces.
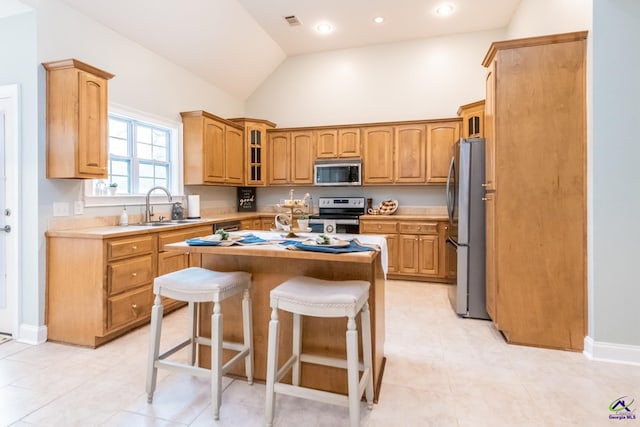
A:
53,202,69,217
74,201,84,215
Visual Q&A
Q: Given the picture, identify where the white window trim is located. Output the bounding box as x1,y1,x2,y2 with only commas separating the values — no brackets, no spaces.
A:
83,103,184,208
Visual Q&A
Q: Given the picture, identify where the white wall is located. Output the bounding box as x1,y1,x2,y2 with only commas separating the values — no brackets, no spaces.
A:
246,29,505,128
591,0,640,351
245,29,505,208
0,10,39,339
507,0,592,39
13,0,247,340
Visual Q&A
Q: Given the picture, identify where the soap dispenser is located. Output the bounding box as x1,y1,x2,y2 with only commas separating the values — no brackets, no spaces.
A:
119,207,128,226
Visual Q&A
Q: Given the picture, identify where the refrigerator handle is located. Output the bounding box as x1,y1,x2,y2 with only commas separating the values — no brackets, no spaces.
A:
446,155,455,223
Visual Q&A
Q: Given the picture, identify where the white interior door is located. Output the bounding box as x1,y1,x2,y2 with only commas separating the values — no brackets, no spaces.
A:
0,85,19,336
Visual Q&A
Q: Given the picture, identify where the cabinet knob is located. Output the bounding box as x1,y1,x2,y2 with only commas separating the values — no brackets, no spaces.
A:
131,272,137,277
131,304,140,316
132,245,138,250
482,197,488,201
481,183,488,187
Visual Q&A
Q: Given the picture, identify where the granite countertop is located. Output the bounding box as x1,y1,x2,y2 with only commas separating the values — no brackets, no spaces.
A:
45,212,274,239
360,213,449,221
46,209,449,239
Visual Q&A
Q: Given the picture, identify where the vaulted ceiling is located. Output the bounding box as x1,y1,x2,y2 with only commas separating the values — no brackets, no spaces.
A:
54,0,522,100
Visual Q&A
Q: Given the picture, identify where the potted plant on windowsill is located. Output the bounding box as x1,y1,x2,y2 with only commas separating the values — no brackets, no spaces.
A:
108,182,118,196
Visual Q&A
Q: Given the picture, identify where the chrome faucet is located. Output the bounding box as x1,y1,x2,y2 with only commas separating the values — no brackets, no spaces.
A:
145,186,172,223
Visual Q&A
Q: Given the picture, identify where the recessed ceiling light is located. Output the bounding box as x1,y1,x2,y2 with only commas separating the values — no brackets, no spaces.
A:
315,22,334,34
374,16,384,24
435,3,455,16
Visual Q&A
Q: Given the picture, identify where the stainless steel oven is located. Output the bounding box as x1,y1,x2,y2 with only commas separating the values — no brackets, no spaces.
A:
309,197,365,234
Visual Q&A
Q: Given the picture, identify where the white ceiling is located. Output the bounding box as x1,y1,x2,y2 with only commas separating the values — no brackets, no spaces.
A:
0,0,31,18
54,0,522,100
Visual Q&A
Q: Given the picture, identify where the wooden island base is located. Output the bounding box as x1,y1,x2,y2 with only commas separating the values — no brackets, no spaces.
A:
165,241,386,399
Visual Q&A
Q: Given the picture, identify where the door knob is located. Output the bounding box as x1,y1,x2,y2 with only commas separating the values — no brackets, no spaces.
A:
1,225,10,233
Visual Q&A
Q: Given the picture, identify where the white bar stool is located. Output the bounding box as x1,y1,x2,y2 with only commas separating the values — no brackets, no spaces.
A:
146,267,253,420
265,276,374,427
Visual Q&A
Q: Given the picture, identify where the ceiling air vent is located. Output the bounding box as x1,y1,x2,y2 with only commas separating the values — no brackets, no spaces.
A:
284,15,302,26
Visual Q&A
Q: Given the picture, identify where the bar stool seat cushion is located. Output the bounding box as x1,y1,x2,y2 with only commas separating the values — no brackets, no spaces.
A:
154,267,251,302
270,276,370,318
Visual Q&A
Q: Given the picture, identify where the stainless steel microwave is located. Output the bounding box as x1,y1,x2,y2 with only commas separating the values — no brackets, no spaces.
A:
314,160,362,186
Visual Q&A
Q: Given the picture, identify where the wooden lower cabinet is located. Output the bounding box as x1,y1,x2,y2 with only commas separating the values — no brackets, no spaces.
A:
240,216,274,231
46,223,213,348
360,217,452,282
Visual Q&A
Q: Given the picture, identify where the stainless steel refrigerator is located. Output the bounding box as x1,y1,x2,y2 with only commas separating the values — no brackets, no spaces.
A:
446,137,489,320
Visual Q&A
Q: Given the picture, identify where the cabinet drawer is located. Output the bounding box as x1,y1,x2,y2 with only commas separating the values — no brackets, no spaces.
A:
360,221,397,234
398,222,438,235
158,225,213,249
108,235,155,260
107,285,152,330
108,254,154,295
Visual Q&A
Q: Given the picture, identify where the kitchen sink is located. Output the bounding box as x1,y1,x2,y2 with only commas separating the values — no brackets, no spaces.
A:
138,219,204,226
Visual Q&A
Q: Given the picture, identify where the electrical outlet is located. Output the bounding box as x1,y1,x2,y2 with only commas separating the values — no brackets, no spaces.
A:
74,201,84,215
53,202,69,217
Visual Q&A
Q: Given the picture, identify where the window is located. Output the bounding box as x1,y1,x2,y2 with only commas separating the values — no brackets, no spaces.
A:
85,105,181,205
107,114,171,194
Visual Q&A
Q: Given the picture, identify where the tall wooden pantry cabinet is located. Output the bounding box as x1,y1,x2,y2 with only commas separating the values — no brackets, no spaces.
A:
482,31,587,351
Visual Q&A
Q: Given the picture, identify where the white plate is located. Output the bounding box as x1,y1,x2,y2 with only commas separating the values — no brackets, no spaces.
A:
299,239,350,248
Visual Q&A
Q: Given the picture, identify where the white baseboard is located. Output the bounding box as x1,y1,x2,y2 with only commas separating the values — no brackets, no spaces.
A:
584,336,640,366
17,323,47,345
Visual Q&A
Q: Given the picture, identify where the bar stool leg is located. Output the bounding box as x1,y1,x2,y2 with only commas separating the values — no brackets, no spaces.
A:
146,294,164,403
361,302,374,408
346,316,360,427
211,301,223,420
242,289,254,384
265,308,280,427
188,301,197,366
292,313,302,386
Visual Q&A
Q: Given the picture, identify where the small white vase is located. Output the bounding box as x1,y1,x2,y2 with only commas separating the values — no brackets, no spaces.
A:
297,219,309,230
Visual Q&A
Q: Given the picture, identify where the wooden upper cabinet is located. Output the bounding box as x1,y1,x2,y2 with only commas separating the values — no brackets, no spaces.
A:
316,128,361,158
268,130,315,185
229,118,276,186
203,119,225,183
458,100,485,138
225,126,244,185
44,59,114,179
394,124,426,183
181,110,245,186
316,129,339,158
290,131,315,184
426,121,460,183
268,131,291,185
339,128,361,158
362,126,394,184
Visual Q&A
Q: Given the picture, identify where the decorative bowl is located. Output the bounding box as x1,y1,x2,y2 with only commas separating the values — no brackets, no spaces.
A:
378,200,398,215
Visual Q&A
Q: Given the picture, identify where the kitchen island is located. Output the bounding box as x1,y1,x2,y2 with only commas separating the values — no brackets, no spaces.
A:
163,232,387,399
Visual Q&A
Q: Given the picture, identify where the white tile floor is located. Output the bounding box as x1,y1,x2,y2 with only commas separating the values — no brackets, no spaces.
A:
1,280,639,426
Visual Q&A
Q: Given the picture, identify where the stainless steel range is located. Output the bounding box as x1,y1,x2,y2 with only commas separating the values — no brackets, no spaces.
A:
309,197,366,234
